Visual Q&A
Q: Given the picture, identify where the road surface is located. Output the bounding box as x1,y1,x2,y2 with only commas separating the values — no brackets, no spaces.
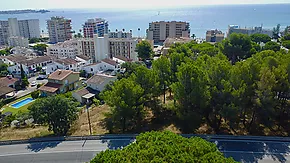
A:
15,77,48,98
0,137,289,163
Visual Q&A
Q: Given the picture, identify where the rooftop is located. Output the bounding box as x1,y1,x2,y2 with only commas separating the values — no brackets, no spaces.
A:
74,87,99,97
76,55,91,61
87,74,117,85
55,58,79,65
101,58,118,66
4,55,28,63
48,69,78,80
38,82,62,93
18,56,53,66
0,77,18,87
0,86,15,97
114,55,133,62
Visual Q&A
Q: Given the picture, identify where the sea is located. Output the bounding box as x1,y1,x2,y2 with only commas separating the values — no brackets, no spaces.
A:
0,4,289,38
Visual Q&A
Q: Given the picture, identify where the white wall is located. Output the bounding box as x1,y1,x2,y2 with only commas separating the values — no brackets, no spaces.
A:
94,34,109,62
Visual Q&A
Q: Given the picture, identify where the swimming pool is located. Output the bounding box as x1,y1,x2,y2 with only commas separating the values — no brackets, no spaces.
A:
11,98,34,108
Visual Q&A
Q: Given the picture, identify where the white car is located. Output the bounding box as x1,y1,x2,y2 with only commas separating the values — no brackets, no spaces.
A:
31,81,37,87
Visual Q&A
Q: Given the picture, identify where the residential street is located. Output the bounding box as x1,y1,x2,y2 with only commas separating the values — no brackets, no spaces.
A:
14,77,47,98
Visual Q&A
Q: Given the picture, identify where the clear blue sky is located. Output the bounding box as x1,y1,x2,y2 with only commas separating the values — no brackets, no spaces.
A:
1,0,290,10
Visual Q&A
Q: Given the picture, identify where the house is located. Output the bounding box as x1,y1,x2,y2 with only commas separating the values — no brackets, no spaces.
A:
72,74,117,104
0,76,19,88
0,86,15,99
112,56,132,64
46,56,92,74
7,55,54,77
38,69,80,96
82,58,121,75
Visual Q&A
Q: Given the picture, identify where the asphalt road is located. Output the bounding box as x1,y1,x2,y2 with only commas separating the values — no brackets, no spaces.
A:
0,138,289,163
15,77,48,98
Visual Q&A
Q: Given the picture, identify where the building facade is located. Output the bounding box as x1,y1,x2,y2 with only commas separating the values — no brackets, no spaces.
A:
83,18,108,38
8,36,29,47
206,29,225,43
47,40,78,59
146,21,190,43
8,18,20,37
47,17,72,43
18,19,40,39
227,25,273,37
108,38,138,61
109,30,132,38
0,21,9,45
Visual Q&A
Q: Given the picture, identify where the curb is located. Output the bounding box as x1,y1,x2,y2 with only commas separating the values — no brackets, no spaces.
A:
0,134,289,146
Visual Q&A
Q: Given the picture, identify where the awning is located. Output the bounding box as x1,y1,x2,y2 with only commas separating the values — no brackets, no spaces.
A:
82,93,95,99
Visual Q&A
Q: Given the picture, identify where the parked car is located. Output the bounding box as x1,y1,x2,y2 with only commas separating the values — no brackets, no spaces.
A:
31,81,37,87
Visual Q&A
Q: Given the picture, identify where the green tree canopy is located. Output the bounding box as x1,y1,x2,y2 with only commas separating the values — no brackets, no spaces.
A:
282,40,290,49
91,131,236,163
272,24,281,40
281,34,290,41
219,33,253,64
33,44,48,55
101,78,145,133
250,33,271,43
263,41,281,52
28,95,79,135
135,40,153,61
29,38,40,44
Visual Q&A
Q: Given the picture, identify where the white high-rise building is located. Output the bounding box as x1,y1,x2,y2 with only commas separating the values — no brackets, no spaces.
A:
108,38,138,61
47,17,72,43
83,18,109,38
109,30,132,38
146,21,190,44
18,19,40,39
78,34,109,62
8,18,20,37
0,18,40,45
8,36,29,47
0,21,9,45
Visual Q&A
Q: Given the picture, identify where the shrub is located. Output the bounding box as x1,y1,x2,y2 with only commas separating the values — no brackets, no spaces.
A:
31,90,40,99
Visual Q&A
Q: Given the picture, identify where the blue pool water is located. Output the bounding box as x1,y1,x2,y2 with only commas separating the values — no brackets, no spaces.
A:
11,98,34,109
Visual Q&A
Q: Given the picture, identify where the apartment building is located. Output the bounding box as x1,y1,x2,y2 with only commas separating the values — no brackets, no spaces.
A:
227,25,273,37
47,17,72,43
109,29,132,38
8,36,29,47
78,34,109,63
0,18,40,46
146,21,190,43
108,38,138,61
47,40,78,59
18,19,40,38
206,29,225,43
0,21,9,45
83,18,108,38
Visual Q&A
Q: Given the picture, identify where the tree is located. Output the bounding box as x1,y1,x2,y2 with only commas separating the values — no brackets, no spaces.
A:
135,40,153,61
282,40,290,49
74,33,82,38
91,131,236,163
263,41,281,52
0,63,8,77
171,61,209,133
250,33,271,43
191,33,196,39
28,95,79,135
0,47,11,56
281,34,290,41
33,44,48,55
79,70,86,78
120,62,143,78
219,33,253,64
29,38,40,44
101,78,145,133
152,56,171,104
31,90,39,99
272,24,281,40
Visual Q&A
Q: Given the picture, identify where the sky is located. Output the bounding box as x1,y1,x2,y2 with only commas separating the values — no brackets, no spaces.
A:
1,0,290,10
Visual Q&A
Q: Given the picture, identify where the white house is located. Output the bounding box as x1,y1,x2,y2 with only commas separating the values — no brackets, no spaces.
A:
82,58,120,75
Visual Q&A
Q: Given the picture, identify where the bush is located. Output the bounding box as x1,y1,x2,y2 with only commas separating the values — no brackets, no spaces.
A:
91,131,236,163
37,83,43,89
31,90,40,99
282,40,290,49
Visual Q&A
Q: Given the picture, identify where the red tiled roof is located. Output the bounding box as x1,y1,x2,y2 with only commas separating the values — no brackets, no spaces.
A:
0,77,18,87
0,86,15,97
38,82,62,93
102,58,118,66
48,69,75,80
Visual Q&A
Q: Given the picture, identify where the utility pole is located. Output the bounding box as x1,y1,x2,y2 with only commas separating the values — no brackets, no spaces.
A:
86,99,92,135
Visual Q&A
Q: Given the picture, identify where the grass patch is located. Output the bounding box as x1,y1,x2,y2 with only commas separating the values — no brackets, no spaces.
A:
0,126,51,141
1,94,34,115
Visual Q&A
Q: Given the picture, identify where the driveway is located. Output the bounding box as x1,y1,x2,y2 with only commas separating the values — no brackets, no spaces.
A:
14,77,48,98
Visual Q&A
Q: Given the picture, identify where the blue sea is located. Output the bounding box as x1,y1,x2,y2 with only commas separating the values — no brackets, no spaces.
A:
0,4,289,38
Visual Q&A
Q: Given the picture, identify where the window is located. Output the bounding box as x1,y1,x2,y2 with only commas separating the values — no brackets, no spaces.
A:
91,68,93,72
